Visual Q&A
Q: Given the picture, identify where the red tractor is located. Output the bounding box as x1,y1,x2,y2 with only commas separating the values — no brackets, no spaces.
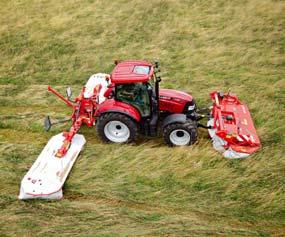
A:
96,60,198,146
45,60,201,157
44,59,261,159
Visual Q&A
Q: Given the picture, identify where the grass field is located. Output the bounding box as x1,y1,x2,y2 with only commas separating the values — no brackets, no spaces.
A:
0,0,284,236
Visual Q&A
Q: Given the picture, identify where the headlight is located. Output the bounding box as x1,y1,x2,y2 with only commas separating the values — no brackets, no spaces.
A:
188,104,195,111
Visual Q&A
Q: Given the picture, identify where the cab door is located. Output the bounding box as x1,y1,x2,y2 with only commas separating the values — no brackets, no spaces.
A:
115,83,151,117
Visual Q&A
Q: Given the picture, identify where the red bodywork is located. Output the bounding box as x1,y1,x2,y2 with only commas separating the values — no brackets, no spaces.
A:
111,60,154,84
110,60,193,114
98,88,192,117
159,89,193,113
96,99,141,122
210,91,261,154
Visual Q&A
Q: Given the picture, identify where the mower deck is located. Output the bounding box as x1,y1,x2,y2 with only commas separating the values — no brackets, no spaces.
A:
19,133,86,199
208,92,261,158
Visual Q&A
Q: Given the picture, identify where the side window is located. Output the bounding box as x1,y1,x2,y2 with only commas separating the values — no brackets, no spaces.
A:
116,84,136,102
116,83,151,117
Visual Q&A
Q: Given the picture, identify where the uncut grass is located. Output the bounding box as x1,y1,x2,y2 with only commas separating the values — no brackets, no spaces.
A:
1,0,285,236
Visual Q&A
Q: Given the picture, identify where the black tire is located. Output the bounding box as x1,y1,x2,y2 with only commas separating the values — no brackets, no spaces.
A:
96,113,138,143
163,120,198,147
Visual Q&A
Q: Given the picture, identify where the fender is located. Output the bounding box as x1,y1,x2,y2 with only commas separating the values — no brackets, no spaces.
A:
96,99,141,122
162,113,187,128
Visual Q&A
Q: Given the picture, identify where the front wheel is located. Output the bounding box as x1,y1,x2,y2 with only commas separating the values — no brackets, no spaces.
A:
163,120,197,146
96,113,138,143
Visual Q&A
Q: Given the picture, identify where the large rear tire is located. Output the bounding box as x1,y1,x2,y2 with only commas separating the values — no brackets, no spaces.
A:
163,120,197,146
97,113,138,143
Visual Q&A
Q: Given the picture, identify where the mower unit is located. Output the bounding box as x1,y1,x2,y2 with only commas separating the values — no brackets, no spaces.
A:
18,133,85,199
19,60,261,199
208,91,261,158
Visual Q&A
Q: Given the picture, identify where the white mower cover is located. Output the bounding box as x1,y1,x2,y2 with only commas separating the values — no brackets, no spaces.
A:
19,133,86,200
84,73,110,103
207,118,249,159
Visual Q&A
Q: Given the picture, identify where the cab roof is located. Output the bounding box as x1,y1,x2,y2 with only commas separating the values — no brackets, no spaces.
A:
111,60,154,84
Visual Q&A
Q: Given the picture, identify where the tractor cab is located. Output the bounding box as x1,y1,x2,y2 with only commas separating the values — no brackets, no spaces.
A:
115,82,151,117
110,60,157,119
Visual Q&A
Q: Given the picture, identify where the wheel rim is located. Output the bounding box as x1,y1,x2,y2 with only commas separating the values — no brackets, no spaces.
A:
169,129,191,146
104,121,130,143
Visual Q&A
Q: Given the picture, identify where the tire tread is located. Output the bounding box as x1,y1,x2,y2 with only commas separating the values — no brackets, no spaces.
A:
163,120,198,146
97,113,138,143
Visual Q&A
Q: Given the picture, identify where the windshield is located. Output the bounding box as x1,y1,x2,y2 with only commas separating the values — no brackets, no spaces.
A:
133,66,151,74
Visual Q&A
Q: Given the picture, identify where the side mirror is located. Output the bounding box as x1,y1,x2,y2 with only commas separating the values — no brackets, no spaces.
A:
154,61,159,68
44,116,52,131
66,87,72,99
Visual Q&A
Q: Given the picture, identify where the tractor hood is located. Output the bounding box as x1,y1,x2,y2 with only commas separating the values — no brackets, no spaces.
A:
159,89,193,102
159,89,193,114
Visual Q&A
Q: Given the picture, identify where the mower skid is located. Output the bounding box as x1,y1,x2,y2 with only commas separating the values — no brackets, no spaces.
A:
208,92,261,158
19,133,86,200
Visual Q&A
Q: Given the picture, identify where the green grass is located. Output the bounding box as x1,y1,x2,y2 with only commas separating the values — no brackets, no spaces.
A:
0,0,285,236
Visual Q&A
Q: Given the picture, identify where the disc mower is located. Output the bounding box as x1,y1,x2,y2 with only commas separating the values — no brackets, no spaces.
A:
19,60,261,199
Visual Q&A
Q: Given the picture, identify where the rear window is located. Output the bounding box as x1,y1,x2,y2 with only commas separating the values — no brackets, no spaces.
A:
133,66,150,75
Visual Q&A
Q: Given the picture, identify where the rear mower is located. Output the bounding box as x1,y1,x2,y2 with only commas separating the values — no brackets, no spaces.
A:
19,60,261,199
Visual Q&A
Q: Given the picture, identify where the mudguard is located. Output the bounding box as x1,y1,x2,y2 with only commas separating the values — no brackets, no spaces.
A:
96,99,141,122
162,113,187,128
208,92,261,158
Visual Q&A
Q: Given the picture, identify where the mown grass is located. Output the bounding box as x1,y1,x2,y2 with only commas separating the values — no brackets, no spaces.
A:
0,0,284,236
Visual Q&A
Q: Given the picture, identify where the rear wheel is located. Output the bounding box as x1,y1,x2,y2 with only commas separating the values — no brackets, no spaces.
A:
97,113,138,143
163,120,197,146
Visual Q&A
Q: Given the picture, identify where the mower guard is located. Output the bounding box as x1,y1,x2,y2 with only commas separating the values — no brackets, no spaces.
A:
208,92,261,158
19,133,86,199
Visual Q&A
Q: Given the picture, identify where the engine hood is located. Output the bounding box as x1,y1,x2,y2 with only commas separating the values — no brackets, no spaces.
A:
159,88,193,102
